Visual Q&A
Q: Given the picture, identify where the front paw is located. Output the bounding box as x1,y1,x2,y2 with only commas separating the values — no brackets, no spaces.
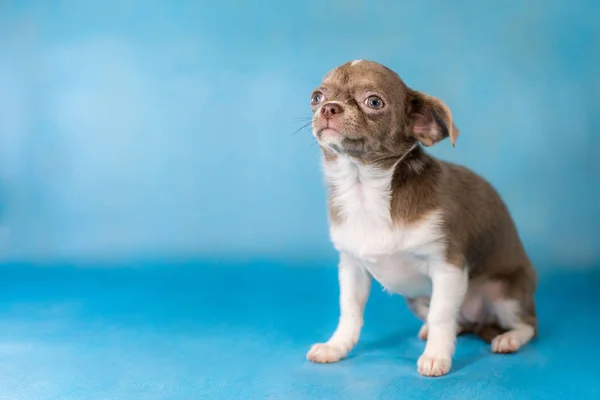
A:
306,343,347,363
417,353,452,377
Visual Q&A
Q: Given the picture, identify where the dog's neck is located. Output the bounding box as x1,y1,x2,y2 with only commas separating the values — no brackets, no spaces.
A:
323,141,424,172
379,141,421,171
322,142,426,195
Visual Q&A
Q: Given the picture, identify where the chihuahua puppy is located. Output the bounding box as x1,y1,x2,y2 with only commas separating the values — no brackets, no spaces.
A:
306,60,537,377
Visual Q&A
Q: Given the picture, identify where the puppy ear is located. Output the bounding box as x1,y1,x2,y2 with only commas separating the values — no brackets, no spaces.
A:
408,91,459,147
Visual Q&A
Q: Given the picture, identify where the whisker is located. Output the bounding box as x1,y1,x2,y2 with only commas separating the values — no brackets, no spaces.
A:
292,122,312,135
287,117,313,124
289,115,312,119
286,120,312,126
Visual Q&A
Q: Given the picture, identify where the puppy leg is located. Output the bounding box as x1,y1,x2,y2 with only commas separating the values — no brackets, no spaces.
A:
307,253,371,363
406,297,431,340
408,297,467,341
490,298,536,353
407,298,466,341
417,263,468,377
418,322,466,341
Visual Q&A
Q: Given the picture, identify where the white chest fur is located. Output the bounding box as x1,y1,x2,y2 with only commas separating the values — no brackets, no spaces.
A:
324,156,446,298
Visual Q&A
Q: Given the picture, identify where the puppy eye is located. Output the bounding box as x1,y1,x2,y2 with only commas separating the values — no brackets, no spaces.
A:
366,96,384,109
311,92,324,106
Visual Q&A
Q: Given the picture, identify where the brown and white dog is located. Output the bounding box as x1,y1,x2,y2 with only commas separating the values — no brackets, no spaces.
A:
306,60,537,377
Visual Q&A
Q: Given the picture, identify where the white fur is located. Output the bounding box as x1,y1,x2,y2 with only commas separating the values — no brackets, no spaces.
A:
307,154,467,376
491,325,534,353
493,298,520,328
324,155,446,297
307,253,371,363
490,299,535,353
418,263,468,376
350,60,364,66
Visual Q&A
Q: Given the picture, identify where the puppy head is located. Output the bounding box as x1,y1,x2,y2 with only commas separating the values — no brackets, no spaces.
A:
310,60,459,161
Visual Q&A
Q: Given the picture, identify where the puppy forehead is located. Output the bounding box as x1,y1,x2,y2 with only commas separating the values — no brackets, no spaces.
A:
322,61,402,92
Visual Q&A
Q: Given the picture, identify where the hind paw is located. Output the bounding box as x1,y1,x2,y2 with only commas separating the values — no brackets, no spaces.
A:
491,332,521,353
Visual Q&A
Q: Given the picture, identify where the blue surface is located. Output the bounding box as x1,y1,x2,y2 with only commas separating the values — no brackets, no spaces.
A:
0,262,598,399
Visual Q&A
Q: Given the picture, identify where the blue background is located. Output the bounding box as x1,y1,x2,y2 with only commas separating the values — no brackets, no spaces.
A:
1,0,599,266
0,1,599,399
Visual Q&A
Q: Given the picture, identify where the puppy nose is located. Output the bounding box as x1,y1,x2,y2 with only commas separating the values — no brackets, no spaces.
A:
321,103,343,120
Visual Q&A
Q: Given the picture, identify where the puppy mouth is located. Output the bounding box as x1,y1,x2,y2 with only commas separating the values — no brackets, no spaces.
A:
317,127,339,136
316,129,366,155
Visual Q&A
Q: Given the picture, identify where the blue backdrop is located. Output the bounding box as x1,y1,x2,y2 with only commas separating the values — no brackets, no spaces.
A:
0,1,598,266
